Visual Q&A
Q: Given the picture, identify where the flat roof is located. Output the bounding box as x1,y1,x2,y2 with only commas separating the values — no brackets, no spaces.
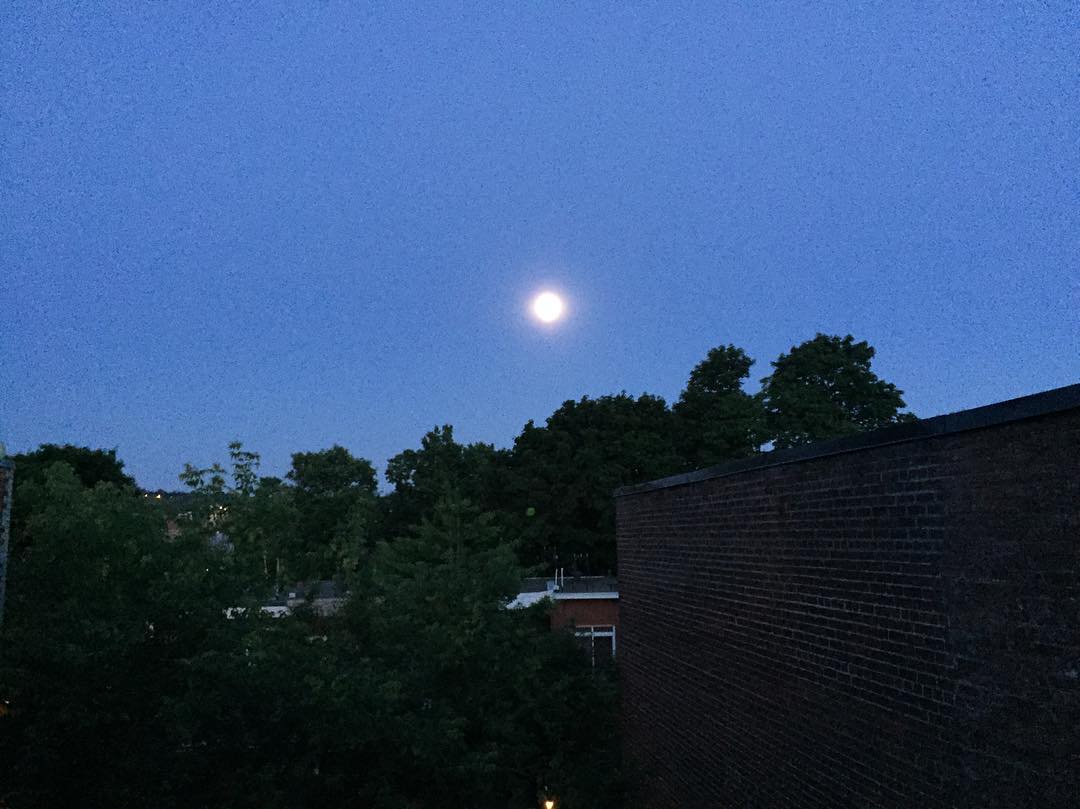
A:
507,590,620,609
617,382,1080,498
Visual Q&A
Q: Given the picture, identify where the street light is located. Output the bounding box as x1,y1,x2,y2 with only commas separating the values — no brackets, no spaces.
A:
544,801,555,809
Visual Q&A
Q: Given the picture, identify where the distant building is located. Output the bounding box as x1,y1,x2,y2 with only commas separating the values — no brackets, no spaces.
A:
510,573,619,665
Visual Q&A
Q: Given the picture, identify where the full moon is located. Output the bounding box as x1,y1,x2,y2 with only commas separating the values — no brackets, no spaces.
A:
532,291,565,323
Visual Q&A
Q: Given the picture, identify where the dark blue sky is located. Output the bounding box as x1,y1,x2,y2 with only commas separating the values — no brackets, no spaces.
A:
4,4,1078,490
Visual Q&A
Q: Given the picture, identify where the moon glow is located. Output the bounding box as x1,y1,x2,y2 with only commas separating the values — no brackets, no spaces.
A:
532,291,565,323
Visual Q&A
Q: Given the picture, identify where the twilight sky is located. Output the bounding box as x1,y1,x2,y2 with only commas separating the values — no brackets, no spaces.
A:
3,3,1078,490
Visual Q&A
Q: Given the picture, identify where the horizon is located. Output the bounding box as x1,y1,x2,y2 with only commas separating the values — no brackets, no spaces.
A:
11,377,1079,494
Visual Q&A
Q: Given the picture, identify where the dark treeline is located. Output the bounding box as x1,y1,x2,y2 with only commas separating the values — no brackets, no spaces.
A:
0,334,911,808
393,333,912,574
254,332,906,578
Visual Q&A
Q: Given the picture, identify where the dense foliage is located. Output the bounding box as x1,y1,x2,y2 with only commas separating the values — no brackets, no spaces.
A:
383,426,509,538
759,334,914,448
8,444,134,557
672,344,765,468
0,466,620,808
504,393,681,573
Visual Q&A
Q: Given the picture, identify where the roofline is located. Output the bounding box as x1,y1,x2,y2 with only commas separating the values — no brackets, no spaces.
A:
616,382,1080,498
509,591,620,606
0,459,13,470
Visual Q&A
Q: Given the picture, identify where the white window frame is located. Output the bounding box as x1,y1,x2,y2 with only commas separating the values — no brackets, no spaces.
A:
574,624,616,665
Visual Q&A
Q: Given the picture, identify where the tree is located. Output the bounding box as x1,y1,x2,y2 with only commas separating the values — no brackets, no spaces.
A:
179,442,281,590
1,465,621,808
673,344,766,469
383,426,509,536
234,474,303,584
179,440,264,498
506,394,681,572
10,444,135,490
8,444,136,556
180,443,378,585
287,446,379,580
288,446,377,497
0,460,397,809
760,333,915,448
0,463,260,807
345,497,623,808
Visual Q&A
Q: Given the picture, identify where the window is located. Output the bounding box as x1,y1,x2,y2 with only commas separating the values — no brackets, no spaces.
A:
574,625,616,667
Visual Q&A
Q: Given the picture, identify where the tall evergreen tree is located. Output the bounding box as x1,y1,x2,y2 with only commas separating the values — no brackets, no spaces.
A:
348,497,622,808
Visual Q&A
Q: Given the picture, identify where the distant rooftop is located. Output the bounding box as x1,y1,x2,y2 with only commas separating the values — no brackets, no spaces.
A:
509,575,619,608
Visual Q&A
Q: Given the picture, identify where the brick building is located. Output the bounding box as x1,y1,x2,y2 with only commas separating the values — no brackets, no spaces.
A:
616,384,1080,808
511,574,619,665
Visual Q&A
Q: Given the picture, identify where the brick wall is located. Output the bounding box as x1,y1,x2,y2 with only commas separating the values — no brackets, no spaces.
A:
550,598,619,631
616,386,1080,808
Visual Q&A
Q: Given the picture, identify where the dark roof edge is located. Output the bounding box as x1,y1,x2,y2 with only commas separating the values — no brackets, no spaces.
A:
616,382,1080,498
0,458,13,470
